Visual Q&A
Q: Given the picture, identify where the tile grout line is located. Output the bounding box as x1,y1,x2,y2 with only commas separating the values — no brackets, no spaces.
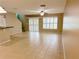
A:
0,40,10,45
62,37,66,59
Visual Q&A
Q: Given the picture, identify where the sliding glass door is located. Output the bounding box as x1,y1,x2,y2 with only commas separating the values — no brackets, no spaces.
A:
29,17,39,32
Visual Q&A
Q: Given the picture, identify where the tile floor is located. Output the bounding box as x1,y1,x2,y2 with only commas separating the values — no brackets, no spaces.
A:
0,29,79,59
0,29,64,59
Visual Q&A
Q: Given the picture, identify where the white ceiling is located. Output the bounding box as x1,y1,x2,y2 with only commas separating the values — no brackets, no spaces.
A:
0,0,67,15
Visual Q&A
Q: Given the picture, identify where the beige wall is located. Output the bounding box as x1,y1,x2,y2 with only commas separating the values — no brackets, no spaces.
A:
0,13,22,42
6,12,22,35
64,0,79,30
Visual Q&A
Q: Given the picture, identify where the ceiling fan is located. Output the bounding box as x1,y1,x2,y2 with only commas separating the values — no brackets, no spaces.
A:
25,4,56,16
39,4,46,16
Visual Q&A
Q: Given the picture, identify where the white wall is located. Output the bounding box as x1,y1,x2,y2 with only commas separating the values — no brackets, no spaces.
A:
64,0,79,30
0,12,22,43
0,15,6,27
6,12,22,35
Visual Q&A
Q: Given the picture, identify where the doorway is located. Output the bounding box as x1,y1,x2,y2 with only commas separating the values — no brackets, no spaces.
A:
29,17,39,32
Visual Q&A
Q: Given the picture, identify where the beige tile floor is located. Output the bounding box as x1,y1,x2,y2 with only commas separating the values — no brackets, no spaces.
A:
0,29,64,59
62,30,79,59
0,29,79,59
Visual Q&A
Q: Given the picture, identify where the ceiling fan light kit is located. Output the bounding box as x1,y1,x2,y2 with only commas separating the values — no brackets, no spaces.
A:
40,11,44,16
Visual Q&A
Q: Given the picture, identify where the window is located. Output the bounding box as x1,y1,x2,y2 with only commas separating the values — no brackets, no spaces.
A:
43,16,58,29
53,17,58,29
29,17,39,32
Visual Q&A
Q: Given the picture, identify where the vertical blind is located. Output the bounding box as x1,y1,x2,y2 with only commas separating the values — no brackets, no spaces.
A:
29,17,39,32
43,16,58,29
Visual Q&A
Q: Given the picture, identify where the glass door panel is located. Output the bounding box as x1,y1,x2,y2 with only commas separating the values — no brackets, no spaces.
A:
43,16,58,29
29,17,39,32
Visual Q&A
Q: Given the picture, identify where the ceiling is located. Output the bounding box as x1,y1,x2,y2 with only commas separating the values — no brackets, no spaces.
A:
0,0,67,15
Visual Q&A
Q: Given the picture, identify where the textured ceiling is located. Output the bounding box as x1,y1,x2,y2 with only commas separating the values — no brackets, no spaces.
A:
0,0,67,15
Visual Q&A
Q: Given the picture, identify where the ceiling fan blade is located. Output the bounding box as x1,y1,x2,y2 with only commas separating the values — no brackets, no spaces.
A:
44,9,57,12
25,9,41,13
44,8,64,13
